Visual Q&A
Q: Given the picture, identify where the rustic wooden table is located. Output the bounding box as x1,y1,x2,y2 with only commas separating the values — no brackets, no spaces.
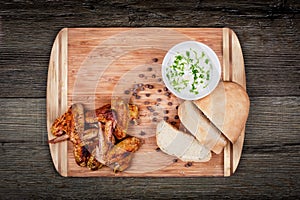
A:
0,1,299,199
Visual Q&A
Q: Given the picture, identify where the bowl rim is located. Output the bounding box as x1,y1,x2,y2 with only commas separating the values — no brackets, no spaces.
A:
161,40,221,100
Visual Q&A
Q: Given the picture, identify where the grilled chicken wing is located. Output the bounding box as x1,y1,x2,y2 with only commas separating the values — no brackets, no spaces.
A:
85,104,116,124
49,104,103,170
106,136,142,172
50,106,73,137
73,144,90,167
73,144,103,170
84,102,139,140
49,100,141,172
49,103,85,144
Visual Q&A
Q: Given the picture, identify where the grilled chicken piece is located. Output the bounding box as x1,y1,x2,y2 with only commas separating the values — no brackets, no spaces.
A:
128,104,139,124
113,125,127,140
49,104,103,169
73,145,103,170
73,128,104,170
49,101,140,172
111,98,139,128
85,102,139,140
50,106,73,137
73,144,90,167
106,136,142,172
85,104,116,124
49,103,85,145
96,121,116,164
87,153,103,170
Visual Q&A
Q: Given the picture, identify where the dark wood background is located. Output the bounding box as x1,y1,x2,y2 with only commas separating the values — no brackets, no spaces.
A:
0,0,299,199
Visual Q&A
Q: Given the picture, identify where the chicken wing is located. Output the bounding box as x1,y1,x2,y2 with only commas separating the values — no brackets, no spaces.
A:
106,136,142,172
49,101,141,172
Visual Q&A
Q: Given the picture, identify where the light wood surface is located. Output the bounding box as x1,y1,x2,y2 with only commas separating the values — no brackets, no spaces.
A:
47,28,68,176
222,28,246,176
47,28,246,177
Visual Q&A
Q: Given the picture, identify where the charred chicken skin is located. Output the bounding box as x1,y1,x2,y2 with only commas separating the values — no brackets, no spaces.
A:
49,101,141,172
49,103,103,170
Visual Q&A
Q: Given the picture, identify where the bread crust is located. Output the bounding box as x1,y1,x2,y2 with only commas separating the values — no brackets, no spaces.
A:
193,81,250,143
178,101,227,154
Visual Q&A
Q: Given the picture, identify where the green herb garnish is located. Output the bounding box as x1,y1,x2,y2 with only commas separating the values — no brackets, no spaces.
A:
166,48,212,95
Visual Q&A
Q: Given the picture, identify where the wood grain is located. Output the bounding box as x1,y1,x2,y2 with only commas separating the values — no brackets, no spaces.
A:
222,28,246,176
1,0,299,198
47,28,68,176
0,96,299,197
47,28,245,177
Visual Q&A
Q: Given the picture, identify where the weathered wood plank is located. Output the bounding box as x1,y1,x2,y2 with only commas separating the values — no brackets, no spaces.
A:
0,1,299,97
0,142,298,199
0,96,299,149
0,98,47,143
0,0,299,198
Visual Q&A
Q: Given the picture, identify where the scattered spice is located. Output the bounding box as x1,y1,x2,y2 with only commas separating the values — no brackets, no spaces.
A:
163,110,169,114
139,74,145,78
163,116,169,121
164,92,171,97
148,67,153,71
176,105,179,110
147,106,154,112
144,101,150,105
171,121,176,125
155,147,160,152
158,78,162,82
174,115,179,119
163,87,168,91
136,95,141,99
148,85,154,89
152,117,158,122
152,58,158,62
145,93,151,97
168,102,173,106
152,74,156,78
153,112,159,116
157,89,162,93
157,98,162,102
140,131,146,136
124,90,130,94
184,162,193,167
173,158,178,163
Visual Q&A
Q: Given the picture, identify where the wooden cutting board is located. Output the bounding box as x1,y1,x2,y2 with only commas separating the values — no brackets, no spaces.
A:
47,28,246,177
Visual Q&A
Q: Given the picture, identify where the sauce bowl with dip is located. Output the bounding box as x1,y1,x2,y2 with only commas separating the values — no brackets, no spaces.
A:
162,41,221,100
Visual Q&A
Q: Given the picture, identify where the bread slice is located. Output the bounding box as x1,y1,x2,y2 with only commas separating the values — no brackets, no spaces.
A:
178,100,227,154
156,120,211,162
193,81,250,144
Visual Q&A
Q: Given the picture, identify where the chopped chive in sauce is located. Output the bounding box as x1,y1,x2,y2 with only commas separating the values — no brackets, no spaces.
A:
165,48,212,95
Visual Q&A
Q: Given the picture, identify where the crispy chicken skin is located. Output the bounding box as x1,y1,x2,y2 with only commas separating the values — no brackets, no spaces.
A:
73,144,90,167
84,103,139,140
49,101,141,172
50,106,73,137
49,103,103,170
129,104,139,123
85,104,116,124
49,103,85,144
106,136,142,172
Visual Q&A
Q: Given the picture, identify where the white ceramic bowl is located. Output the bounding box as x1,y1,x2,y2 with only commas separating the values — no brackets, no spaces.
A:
162,41,221,100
